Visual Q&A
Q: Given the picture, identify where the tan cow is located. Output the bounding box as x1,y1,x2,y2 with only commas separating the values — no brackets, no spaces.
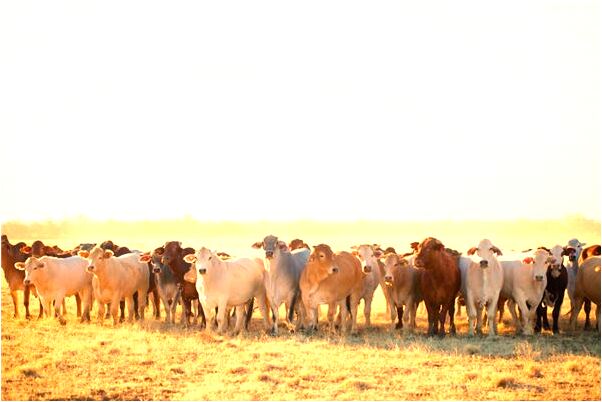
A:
382,253,421,332
79,247,149,325
464,239,504,336
351,244,391,327
570,256,601,333
299,244,364,334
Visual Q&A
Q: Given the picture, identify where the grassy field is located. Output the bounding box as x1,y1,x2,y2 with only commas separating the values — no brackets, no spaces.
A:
1,224,601,400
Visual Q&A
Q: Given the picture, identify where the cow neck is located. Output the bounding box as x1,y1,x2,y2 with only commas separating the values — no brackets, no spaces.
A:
266,250,291,279
427,253,453,282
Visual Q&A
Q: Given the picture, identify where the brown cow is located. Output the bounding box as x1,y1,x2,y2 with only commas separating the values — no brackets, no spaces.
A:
580,245,601,263
571,256,601,333
299,244,364,334
1,235,38,318
413,237,461,336
156,241,205,327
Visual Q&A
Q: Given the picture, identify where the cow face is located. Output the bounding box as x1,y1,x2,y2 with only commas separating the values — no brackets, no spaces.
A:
80,246,113,273
352,245,381,274
530,248,552,282
382,254,408,286
161,241,183,266
565,239,585,263
467,239,503,269
308,244,337,274
14,257,45,285
183,247,215,276
414,237,444,269
252,235,287,259
547,245,565,278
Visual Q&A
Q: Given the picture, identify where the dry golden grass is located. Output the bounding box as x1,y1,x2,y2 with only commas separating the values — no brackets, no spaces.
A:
1,222,601,400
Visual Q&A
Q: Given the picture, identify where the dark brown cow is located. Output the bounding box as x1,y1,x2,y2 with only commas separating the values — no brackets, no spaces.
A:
413,237,461,336
288,239,310,251
1,235,38,318
156,241,206,327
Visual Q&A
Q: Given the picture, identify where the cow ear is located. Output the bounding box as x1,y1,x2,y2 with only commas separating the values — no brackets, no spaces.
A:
351,250,359,256
251,242,263,249
277,241,288,251
103,249,114,259
410,242,419,250
467,247,478,256
20,245,32,254
78,250,90,259
561,247,569,256
139,254,151,263
491,246,503,256
523,257,534,264
14,262,26,270
154,247,165,256
183,254,197,264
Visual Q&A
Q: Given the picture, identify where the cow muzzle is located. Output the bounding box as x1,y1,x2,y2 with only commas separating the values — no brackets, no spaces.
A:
265,251,274,258
479,260,488,268
23,279,31,285
331,266,339,273
198,268,207,275
153,268,161,274
363,265,371,273
384,275,393,286
86,266,95,272
535,275,544,282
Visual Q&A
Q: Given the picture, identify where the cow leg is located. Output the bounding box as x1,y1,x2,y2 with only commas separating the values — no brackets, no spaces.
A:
10,289,20,319
516,298,533,335
396,306,404,330
447,300,456,335
466,295,477,337
74,294,82,318
119,300,126,323
570,296,584,331
487,295,500,336
111,298,121,325
97,302,106,323
245,298,255,331
552,297,562,334
125,295,135,322
105,303,112,319
270,300,280,336
507,299,521,332
584,299,592,330
364,294,373,327
389,301,398,330
182,299,192,326
327,302,337,333
595,304,600,334
197,300,207,329
535,304,544,333
55,295,67,325
215,302,229,334
151,288,160,319
233,305,247,335
542,304,551,331
137,290,146,321
438,304,449,337
424,302,436,336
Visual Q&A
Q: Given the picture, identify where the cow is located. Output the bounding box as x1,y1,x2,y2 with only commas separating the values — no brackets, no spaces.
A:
289,239,310,251
464,239,504,336
14,255,93,325
139,252,181,324
299,244,364,334
413,237,461,336
351,244,391,327
381,252,421,332
155,241,205,327
20,240,81,318
252,235,310,335
565,239,593,330
183,247,269,335
535,245,568,334
570,256,601,333
581,245,602,263
1,235,39,318
499,248,551,335
78,247,149,325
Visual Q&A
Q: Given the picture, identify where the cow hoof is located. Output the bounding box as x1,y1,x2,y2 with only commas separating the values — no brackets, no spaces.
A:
534,326,542,333
552,328,559,335
543,324,550,331
58,317,66,326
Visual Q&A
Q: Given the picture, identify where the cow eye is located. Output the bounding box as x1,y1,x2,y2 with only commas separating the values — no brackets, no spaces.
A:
319,253,325,259
208,256,212,261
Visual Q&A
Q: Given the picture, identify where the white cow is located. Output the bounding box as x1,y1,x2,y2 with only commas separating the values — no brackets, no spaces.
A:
351,244,391,327
464,239,504,336
381,253,421,332
79,247,149,325
499,248,551,335
15,255,93,325
252,235,310,335
183,247,270,335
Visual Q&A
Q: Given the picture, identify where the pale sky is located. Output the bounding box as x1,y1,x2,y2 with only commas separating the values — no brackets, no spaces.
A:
0,1,599,222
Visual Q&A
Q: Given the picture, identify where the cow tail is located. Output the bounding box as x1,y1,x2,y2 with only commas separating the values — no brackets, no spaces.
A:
288,290,299,322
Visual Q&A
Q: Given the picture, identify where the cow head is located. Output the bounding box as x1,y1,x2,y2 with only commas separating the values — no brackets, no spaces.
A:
289,238,310,251
528,248,552,282
252,235,287,259
80,246,113,273
308,244,338,274
351,245,381,274
183,247,215,276
467,239,503,269
161,241,184,266
547,245,565,278
382,253,409,286
565,238,586,263
14,256,45,285
413,237,445,269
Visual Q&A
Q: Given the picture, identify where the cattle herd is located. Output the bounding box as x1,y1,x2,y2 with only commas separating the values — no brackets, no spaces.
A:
1,234,600,338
